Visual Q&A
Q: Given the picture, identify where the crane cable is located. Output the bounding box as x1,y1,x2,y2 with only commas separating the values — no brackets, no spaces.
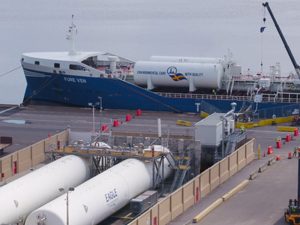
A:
0,65,22,78
260,3,267,74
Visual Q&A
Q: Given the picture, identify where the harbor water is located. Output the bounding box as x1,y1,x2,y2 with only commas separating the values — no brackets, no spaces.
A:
0,0,299,104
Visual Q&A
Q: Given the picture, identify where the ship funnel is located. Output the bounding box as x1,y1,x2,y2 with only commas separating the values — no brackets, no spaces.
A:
66,15,77,56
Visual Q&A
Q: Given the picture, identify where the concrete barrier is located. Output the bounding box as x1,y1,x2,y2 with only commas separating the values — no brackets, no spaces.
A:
150,205,159,225
192,198,223,223
137,211,151,225
222,180,249,201
0,130,69,182
158,196,171,225
200,170,210,198
17,147,31,172
237,146,246,170
246,140,255,163
171,188,183,220
236,117,293,129
249,171,259,180
258,163,268,173
183,180,194,211
267,157,276,166
0,155,12,180
219,157,229,184
277,126,297,132
194,175,201,203
229,151,238,176
31,140,45,166
209,163,220,191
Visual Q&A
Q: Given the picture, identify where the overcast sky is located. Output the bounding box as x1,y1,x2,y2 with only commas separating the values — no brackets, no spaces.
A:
0,0,299,104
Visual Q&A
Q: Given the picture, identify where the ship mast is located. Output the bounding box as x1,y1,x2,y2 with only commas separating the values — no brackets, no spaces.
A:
66,15,77,56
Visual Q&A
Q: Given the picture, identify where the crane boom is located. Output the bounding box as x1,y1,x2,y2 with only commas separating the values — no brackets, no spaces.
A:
263,2,300,78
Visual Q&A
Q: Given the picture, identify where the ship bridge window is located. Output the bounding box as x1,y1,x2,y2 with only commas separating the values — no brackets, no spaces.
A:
34,61,40,65
54,63,60,68
82,57,97,68
69,64,87,71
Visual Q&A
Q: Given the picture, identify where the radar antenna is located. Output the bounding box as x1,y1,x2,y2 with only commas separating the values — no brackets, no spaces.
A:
66,15,77,55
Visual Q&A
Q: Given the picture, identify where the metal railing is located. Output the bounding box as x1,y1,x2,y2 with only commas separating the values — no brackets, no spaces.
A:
157,92,300,104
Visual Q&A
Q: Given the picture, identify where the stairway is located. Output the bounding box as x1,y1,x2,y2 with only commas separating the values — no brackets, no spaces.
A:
169,154,191,192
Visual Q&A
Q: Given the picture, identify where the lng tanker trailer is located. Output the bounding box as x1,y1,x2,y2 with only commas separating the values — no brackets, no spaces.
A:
0,155,90,225
25,145,173,225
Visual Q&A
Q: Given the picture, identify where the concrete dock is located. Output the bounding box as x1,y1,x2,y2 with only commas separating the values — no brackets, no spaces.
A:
0,104,199,155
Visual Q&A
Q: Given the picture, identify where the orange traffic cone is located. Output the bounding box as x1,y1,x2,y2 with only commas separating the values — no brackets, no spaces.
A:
276,155,280,161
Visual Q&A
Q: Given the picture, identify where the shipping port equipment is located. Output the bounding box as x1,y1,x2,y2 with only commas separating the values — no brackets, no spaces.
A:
49,141,192,195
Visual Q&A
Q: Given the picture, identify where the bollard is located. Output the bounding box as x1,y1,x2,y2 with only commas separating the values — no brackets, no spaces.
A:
288,152,292,159
267,146,273,155
257,144,261,159
113,120,119,127
294,128,299,137
101,124,108,131
125,114,132,122
136,109,142,116
276,140,282,149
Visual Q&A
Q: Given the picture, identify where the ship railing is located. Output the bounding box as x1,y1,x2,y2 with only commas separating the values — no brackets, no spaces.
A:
158,92,300,104
157,92,252,101
261,92,300,103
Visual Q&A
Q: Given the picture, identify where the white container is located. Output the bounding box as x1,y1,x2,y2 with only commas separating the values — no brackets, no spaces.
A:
134,61,223,91
195,113,225,146
0,155,90,224
25,157,172,225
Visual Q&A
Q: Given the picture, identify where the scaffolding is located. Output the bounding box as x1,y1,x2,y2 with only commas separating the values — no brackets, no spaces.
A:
49,144,180,193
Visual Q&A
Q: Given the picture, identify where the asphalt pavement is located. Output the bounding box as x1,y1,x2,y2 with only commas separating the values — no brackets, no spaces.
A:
0,104,198,154
169,125,300,225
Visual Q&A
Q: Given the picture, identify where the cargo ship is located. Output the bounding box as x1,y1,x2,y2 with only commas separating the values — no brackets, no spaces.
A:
21,12,300,118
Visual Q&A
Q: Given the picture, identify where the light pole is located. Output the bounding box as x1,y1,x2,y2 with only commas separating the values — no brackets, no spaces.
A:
59,187,75,225
98,96,103,112
88,103,95,135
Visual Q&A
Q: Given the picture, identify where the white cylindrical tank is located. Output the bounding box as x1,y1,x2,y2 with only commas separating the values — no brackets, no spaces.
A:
25,151,172,225
0,155,90,224
150,55,224,64
134,61,223,90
